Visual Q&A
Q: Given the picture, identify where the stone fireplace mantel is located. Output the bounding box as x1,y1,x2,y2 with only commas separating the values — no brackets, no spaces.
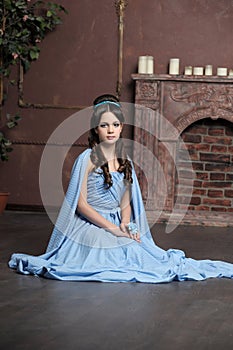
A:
132,74,233,227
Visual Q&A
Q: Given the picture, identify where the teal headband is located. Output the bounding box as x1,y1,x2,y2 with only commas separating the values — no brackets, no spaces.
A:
94,101,121,109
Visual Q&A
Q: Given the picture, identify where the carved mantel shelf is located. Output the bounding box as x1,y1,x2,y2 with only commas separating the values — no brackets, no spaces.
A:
132,73,233,83
132,74,233,227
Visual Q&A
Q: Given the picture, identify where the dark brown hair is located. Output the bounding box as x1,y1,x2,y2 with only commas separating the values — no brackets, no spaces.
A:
88,94,133,188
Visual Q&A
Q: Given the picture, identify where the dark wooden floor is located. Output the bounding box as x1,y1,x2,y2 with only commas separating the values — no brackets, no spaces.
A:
1,211,233,350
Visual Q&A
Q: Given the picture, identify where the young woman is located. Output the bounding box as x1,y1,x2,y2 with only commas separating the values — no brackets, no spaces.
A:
8,94,233,283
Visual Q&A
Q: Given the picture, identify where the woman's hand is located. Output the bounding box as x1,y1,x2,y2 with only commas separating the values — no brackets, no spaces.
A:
120,223,141,243
110,227,131,239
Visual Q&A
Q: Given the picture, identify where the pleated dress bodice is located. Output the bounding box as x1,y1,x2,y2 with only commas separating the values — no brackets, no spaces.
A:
86,170,126,214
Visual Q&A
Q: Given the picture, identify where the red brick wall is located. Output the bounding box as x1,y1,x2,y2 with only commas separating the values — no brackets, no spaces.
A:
175,119,233,212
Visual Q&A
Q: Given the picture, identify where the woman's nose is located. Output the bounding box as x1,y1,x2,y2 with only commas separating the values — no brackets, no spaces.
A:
108,124,114,133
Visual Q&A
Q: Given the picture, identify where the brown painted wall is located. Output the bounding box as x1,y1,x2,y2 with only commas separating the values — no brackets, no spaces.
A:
1,0,233,208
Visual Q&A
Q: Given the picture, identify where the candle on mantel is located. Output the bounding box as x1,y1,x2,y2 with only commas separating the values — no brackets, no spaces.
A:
184,66,192,75
169,58,180,75
193,67,204,75
217,67,227,76
229,69,233,76
205,65,213,76
138,56,148,74
138,56,154,74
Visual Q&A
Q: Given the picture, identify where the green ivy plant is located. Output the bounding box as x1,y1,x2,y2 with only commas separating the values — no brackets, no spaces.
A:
0,0,67,161
0,114,21,161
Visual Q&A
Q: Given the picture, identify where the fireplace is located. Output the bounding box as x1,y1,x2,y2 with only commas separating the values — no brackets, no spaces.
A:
176,118,233,213
132,74,233,226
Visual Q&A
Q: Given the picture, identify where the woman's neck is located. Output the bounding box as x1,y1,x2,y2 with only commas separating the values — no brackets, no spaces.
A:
100,144,119,172
100,144,116,162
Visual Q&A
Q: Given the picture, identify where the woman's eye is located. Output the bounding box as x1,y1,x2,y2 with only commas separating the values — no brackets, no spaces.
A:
99,123,108,128
113,123,120,128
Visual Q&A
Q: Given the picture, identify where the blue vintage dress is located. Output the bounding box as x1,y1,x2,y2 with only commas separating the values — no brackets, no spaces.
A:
8,149,233,282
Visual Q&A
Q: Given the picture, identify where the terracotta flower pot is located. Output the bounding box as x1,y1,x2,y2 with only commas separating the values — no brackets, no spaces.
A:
0,192,10,214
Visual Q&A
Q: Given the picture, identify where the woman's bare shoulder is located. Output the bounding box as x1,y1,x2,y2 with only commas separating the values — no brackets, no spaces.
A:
86,157,95,174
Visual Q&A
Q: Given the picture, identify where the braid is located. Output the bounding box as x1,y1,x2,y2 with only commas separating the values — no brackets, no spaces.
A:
116,139,133,185
90,146,113,188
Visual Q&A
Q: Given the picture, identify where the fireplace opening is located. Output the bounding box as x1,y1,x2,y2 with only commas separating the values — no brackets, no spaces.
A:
175,118,233,213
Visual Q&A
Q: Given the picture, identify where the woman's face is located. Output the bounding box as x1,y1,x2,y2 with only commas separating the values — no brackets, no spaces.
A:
96,112,123,144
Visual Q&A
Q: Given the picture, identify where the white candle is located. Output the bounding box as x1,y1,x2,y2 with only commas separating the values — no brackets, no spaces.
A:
184,66,192,75
217,67,227,76
193,67,204,75
138,56,154,74
138,56,148,74
229,69,233,76
146,56,154,74
169,58,180,75
205,65,213,76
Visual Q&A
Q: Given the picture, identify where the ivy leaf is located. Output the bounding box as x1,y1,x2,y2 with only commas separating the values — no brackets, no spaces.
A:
14,114,21,121
29,50,39,60
6,121,16,128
